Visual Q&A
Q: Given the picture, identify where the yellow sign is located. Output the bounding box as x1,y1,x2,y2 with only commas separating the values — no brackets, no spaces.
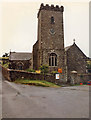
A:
36,70,41,73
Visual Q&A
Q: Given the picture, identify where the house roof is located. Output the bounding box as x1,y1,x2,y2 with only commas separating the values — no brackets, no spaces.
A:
9,52,32,60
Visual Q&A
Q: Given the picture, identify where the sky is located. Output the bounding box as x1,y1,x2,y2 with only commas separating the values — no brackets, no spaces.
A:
0,0,90,57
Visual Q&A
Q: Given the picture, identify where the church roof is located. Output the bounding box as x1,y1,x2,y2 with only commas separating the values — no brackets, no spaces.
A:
9,52,32,61
65,42,87,58
65,45,72,51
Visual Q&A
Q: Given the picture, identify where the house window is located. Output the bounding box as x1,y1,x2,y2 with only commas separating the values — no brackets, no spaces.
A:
18,64,23,70
51,16,55,24
49,53,57,66
17,62,24,70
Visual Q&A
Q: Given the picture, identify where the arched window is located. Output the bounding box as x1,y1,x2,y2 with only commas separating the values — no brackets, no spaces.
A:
51,16,55,24
49,53,57,66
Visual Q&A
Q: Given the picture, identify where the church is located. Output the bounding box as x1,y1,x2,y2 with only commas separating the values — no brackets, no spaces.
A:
9,3,88,82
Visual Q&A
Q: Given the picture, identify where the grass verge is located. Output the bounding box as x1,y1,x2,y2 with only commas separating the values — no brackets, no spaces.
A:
14,79,60,88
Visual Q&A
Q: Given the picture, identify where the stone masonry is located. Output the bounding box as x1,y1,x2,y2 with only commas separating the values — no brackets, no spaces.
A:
33,3,65,75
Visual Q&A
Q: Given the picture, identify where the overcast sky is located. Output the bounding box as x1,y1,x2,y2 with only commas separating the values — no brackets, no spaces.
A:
0,0,89,57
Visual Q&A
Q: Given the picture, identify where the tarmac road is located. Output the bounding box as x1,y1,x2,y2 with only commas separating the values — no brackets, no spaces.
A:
0,66,89,118
0,66,2,119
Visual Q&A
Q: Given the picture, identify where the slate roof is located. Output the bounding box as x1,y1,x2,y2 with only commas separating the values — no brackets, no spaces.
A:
9,52,32,60
65,45,72,51
65,43,87,58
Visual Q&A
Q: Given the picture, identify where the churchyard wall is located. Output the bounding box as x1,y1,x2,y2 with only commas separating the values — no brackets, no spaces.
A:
1,65,91,85
1,65,64,85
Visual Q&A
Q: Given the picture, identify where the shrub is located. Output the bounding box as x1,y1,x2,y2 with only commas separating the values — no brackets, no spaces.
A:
39,64,49,74
39,65,49,80
51,71,58,74
26,69,35,72
3,62,9,68
87,61,91,73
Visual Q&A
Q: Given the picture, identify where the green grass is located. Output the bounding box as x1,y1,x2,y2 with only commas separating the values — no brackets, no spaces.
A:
14,79,60,88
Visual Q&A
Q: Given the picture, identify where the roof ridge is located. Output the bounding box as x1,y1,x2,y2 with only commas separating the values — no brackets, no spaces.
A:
65,45,72,51
9,52,32,60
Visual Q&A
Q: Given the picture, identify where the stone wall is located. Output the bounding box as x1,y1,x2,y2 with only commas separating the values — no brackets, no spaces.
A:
9,60,31,70
1,65,64,85
1,65,91,85
9,70,64,85
70,72,91,84
77,74,91,84
9,70,54,82
1,65,10,81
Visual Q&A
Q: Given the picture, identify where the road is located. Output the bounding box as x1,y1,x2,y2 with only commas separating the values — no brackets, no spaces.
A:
0,66,2,119
0,66,89,118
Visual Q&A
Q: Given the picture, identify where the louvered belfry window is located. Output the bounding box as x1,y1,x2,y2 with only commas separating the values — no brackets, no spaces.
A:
51,16,55,24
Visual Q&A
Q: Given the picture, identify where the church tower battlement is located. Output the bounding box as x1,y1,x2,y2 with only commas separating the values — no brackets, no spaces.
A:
37,3,64,17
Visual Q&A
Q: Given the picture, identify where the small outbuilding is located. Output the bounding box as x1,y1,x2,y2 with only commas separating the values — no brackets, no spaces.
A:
9,52,32,70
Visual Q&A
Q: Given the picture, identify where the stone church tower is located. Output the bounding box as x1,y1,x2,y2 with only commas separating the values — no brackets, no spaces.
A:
33,3,65,73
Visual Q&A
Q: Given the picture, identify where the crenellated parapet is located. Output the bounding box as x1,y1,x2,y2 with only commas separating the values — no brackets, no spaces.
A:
38,3,64,17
